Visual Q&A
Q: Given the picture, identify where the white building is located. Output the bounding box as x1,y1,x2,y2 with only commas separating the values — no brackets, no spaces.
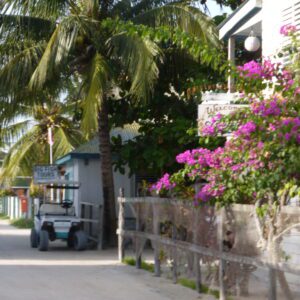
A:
219,0,300,90
198,0,300,127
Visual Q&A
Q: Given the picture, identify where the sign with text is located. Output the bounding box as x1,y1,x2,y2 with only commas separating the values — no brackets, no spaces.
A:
33,165,59,184
198,103,248,134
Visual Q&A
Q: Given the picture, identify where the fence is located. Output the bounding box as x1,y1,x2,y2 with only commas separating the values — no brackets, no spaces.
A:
117,196,300,300
0,196,27,219
80,202,103,249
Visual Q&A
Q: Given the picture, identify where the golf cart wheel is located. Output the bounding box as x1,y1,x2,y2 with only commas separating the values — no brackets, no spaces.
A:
39,230,49,251
74,230,87,251
30,229,39,248
67,236,74,248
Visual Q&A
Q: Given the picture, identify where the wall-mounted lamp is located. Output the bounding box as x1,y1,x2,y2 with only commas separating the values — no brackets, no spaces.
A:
244,30,261,52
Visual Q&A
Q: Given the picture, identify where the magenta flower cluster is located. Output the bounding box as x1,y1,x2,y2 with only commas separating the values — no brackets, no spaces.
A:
201,113,227,137
279,117,300,142
176,148,211,166
251,97,284,117
237,60,264,79
150,173,175,193
237,59,278,79
237,59,295,93
280,24,297,36
233,121,256,137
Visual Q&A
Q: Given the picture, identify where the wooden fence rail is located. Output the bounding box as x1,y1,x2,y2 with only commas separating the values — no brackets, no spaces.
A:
117,196,300,300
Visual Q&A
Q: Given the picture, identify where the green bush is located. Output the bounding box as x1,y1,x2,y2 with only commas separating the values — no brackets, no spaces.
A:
0,213,9,220
11,218,34,229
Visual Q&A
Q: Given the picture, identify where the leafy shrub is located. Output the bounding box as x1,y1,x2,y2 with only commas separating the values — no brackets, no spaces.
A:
11,218,34,229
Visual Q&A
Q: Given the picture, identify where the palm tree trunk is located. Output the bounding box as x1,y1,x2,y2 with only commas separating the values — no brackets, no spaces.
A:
98,97,117,246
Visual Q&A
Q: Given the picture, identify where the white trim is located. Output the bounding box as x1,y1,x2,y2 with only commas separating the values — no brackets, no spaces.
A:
232,10,262,36
219,0,262,40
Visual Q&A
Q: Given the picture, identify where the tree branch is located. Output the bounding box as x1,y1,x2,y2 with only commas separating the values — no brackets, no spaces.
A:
253,199,267,249
274,223,300,242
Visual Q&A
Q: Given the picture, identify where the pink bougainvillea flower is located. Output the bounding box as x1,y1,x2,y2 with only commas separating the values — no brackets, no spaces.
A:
150,173,176,193
280,24,297,36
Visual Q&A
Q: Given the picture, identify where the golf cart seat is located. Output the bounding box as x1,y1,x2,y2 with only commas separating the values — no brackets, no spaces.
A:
39,204,75,216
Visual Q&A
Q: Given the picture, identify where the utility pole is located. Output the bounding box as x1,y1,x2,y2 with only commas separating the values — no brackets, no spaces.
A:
48,126,55,202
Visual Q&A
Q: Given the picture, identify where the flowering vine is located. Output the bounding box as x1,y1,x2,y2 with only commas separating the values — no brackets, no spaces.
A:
152,27,300,207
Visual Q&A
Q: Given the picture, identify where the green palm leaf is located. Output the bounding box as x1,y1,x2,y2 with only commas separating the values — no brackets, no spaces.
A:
0,42,45,91
0,119,32,144
0,14,54,38
0,126,43,181
108,30,162,101
1,0,71,20
80,52,109,138
29,16,80,89
53,125,83,158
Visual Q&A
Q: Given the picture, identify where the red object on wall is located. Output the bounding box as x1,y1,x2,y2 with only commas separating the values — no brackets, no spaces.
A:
21,198,28,213
16,189,28,213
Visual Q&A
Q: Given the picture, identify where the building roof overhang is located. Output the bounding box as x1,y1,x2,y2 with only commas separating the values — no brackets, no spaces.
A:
218,0,262,41
55,153,100,165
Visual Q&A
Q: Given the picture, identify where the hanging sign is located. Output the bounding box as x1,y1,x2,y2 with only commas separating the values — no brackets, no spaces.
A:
33,165,59,184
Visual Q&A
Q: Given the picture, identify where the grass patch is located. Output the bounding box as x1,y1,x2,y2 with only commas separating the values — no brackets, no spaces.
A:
123,257,154,273
178,277,196,290
123,257,220,299
178,277,219,299
0,213,9,220
11,218,34,229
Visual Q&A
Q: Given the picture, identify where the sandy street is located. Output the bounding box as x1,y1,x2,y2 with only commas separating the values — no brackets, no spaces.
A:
0,219,215,300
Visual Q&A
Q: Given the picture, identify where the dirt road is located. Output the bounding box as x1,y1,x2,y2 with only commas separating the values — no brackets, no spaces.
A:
0,219,215,300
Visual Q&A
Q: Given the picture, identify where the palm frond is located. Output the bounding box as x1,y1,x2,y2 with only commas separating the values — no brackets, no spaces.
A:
0,126,44,181
53,126,82,158
80,52,109,138
0,42,45,91
29,16,80,90
108,30,162,101
0,119,33,146
1,0,72,20
134,4,220,48
0,14,54,39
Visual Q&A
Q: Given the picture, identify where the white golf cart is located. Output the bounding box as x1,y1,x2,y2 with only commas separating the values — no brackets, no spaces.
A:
30,180,88,251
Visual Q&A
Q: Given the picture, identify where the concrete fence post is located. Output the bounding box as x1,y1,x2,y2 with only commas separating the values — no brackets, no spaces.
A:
118,188,125,262
172,221,178,284
193,210,202,293
218,207,226,300
27,197,32,219
8,197,11,219
153,204,161,277
135,203,142,269
10,197,14,220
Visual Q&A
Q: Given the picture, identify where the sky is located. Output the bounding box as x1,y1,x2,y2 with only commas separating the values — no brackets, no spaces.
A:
205,0,232,17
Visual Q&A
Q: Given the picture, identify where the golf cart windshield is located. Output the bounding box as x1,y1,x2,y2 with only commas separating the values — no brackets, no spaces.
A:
39,203,75,216
38,179,80,205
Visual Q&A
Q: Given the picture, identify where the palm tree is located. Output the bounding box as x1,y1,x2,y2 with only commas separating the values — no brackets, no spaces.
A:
0,0,221,244
0,95,84,185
